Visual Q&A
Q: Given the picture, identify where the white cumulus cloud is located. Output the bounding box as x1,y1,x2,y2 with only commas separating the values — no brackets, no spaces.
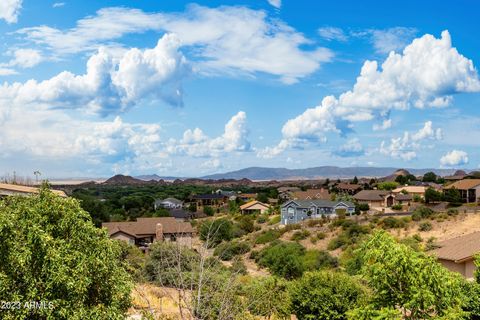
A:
440,150,469,167
379,121,442,161
0,33,188,116
168,111,251,157
0,0,22,23
267,0,282,9
17,5,332,84
262,30,480,157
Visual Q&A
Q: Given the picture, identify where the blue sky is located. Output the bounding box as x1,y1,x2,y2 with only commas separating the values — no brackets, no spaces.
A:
0,0,479,178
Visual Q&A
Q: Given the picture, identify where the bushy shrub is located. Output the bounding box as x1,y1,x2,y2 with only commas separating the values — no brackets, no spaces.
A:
256,215,268,224
380,217,406,229
291,230,311,241
203,206,215,216
306,219,324,227
391,204,403,210
213,241,251,261
303,250,338,271
419,221,433,232
290,271,366,320
230,257,248,275
255,241,306,279
200,218,233,247
356,203,370,212
328,222,370,250
255,229,281,244
412,206,434,221
447,208,459,216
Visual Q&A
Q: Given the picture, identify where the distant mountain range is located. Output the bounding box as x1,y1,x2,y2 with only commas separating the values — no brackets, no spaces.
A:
136,166,459,181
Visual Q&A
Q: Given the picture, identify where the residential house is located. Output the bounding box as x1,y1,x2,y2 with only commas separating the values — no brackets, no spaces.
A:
192,193,228,206
290,188,330,201
0,183,67,198
281,199,355,225
444,179,480,203
392,186,427,199
432,232,480,279
154,197,183,210
278,187,301,200
215,189,238,201
168,209,207,221
336,183,362,195
353,190,412,208
240,200,271,214
102,217,194,249
238,193,258,202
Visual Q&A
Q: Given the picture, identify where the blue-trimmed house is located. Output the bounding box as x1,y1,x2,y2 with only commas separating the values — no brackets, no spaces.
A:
281,199,355,225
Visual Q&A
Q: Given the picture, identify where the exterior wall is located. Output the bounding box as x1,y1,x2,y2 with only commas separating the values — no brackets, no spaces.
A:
163,233,193,247
281,203,355,225
438,259,466,277
465,260,476,279
243,204,269,214
111,233,135,245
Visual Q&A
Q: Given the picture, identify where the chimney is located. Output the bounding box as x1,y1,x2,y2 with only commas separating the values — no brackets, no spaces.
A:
155,223,164,241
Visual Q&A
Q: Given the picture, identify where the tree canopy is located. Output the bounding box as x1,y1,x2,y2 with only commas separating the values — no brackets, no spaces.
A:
0,187,132,319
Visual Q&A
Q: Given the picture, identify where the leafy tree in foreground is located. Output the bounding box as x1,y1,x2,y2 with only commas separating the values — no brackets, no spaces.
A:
245,276,291,320
353,231,467,319
0,187,132,319
289,271,367,320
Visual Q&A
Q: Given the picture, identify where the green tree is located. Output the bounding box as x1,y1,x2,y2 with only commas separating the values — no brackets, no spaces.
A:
290,271,367,320
395,175,408,185
377,182,399,191
424,187,442,203
255,241,305,279
444,187,462,205
353,231,466,319
0,187,132,319
199,218,233,247
422,171,438,182
245,276,291,319
352,176,359,184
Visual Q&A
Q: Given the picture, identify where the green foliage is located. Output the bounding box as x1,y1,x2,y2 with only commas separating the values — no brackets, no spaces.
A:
255,241,305,279
356,203,370,212
291,230,311,241
412,206,435,221
236,215,255,234
425,187,443,203
153,207,171,217
377,182,399,191
255,229,281,244
116,240,145,281
390,204,403,210
199,218,233,247
447,208,459,216
230,257,247,275
144,241,200,286
422,171,438,182
256,214,268,224
213,241,251,261
302,250,338,271
0,188,132,319
268,215,281,225
354,231,467,319
228,200,240,215
203,205,215,216
245,276,291,319
256,192,269,203
380,217,406,229
328,221,370,250
290,271,367,320
347,305,402,319
419,221,433,231
444,187,462,205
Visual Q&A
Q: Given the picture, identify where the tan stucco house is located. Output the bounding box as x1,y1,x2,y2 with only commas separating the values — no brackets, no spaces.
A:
432,232,480,279
240,200,271,214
